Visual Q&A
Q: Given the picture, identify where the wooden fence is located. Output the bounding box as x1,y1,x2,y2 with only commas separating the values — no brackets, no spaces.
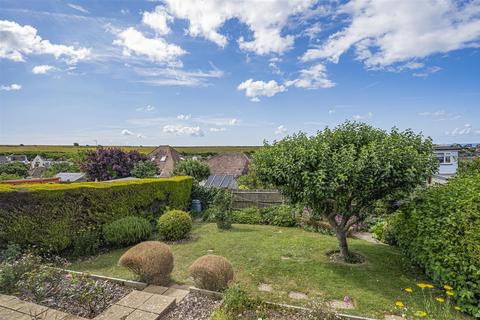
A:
231,189,284,209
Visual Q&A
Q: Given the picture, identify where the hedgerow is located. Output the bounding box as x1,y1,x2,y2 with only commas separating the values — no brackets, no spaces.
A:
392,174,480,316
0,177,193,252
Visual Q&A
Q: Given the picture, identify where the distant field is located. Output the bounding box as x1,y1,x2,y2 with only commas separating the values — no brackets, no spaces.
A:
0,145,262,159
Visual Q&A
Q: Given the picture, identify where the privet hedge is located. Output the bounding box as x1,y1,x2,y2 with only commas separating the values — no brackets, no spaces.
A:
392,174,480,316
0,177,193,252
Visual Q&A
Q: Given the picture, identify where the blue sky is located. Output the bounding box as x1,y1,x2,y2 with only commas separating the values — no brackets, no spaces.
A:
0,0,479,146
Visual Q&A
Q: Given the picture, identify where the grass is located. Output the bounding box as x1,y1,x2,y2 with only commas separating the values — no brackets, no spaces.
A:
69,224,469,319
0,145,262,158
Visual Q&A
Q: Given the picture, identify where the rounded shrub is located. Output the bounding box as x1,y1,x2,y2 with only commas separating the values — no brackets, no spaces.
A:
392,174,480,316
230,207,262,225
189,255,234,291
157,210,193,241
119,241,173,285
103,216,151,247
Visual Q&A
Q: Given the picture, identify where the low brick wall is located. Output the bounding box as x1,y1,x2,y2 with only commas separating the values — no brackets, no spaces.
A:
231,189,284,209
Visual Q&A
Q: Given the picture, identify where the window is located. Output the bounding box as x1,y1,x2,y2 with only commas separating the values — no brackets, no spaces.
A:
435,152,453,164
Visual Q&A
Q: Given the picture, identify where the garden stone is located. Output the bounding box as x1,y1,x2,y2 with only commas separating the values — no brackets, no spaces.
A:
117,291,153,309
125,309,159,320
329,299,355,310
164,288,189,303
137,294,175,315
94,305,134,320
288,291,308,300
143,285,169,295
258,283,273,292
281,256,291,260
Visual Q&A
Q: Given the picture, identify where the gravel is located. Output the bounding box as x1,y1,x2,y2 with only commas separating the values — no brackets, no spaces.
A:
161,292,222,320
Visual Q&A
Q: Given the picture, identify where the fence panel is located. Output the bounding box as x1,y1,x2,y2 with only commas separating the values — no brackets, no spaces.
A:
231,189,284,209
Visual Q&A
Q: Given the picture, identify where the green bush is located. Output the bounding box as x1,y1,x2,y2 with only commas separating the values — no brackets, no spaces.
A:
71,229,100,257
213,190,233,230
223,285,258,315
0,177,193,253
103,216,151,247
392,174,480,316
261,205,297,227
157,210,193,241
131,161,158,178
0,162,29,178
230,207,262,224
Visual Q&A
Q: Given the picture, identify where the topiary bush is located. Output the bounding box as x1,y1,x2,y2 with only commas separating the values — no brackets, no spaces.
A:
230,207,262,225
212,189,233,230
119,241,173,285
157,210,192,241
189,255,234,291
261,205,297,227
0,177,193,253
392,174,480,316
103,216,151,247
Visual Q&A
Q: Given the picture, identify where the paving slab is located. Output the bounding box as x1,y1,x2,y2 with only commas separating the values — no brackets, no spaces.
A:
288,291,308,300
117,291,154,309
15,301,49,315
258,283,273,292
170,284,190,290
143,285,169,295
94,304,135,320
138,294,175,315
163,288,189,303
0,294,15,307
329,299,355,310
125,309,160,320
34,308,70,320
0,307,31,320
1,297,28,311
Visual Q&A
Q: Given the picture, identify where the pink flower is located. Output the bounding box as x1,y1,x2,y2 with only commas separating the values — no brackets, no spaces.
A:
344,296,352,304
65,274,73,281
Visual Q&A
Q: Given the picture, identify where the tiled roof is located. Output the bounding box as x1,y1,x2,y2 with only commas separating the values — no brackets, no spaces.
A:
207,153,249,177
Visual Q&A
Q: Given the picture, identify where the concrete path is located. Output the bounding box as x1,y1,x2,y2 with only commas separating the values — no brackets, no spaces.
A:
352,232,384,244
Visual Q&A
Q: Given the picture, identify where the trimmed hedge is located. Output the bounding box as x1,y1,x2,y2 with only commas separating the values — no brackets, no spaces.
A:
392,174,480,316
157,210,192,241
0,177,193,252
103,216,151,247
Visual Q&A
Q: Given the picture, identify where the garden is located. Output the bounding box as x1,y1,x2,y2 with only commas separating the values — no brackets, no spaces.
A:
1,123,479,320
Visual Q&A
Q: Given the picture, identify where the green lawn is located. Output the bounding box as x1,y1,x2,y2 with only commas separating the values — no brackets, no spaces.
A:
69,224,468,319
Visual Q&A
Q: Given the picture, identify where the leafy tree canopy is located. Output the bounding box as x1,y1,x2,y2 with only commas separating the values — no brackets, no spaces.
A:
252,122,437,261
173,159,210,182
0,162,29,178
131,160,158,178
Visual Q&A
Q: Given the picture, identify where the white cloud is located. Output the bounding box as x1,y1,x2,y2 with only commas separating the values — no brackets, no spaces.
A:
67,3,90,14
209,127,226,132
413,66,442,78
121,129,134,136
136,105,156,112
445,124,474,136
143,6,173,35
137,133,146,139
285,63,335,89
0,83,21,91
328,109,336,115
162,0,315,55
274,125,287,135
32,65,54,74
0,20,90,64
163,124,204,136
302,0,480,68
177,114,191,120
134,64,223,87
113,27,186,65
352,112,373,120
237,79,286,101
418,110,446,117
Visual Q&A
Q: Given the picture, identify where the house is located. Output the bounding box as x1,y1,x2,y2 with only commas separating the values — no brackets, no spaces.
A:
148,145,181,177
29,166,46,178
202,174,237,189
54,172,87,183
207,153,250,177
10,155,28,164
434,145,461,179
30,155,51,169
0,155,9,164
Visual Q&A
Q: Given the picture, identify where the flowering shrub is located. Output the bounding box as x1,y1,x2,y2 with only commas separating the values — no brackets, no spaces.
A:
392,174,480,316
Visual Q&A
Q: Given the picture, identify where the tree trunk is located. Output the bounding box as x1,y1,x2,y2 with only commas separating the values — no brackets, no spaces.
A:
335,228,350,261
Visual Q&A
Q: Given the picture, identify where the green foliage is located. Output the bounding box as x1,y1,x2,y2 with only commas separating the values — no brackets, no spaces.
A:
253,121,437,260
392,174,480,316
458,157,480,176
43,162,80,178
0,253,40,294
209,309,234,320
173,159,210,181
261,205,297,227
223,285,258,316
157,210,193,241
0,162,29,178
0,177,193,253
212,189,233,230
191,184,225,211
131,160,158,178
230,207,263,224
71,229,100,257
1,243,22,262
103,216,151,247
236,170,273,190
0,173,22,181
